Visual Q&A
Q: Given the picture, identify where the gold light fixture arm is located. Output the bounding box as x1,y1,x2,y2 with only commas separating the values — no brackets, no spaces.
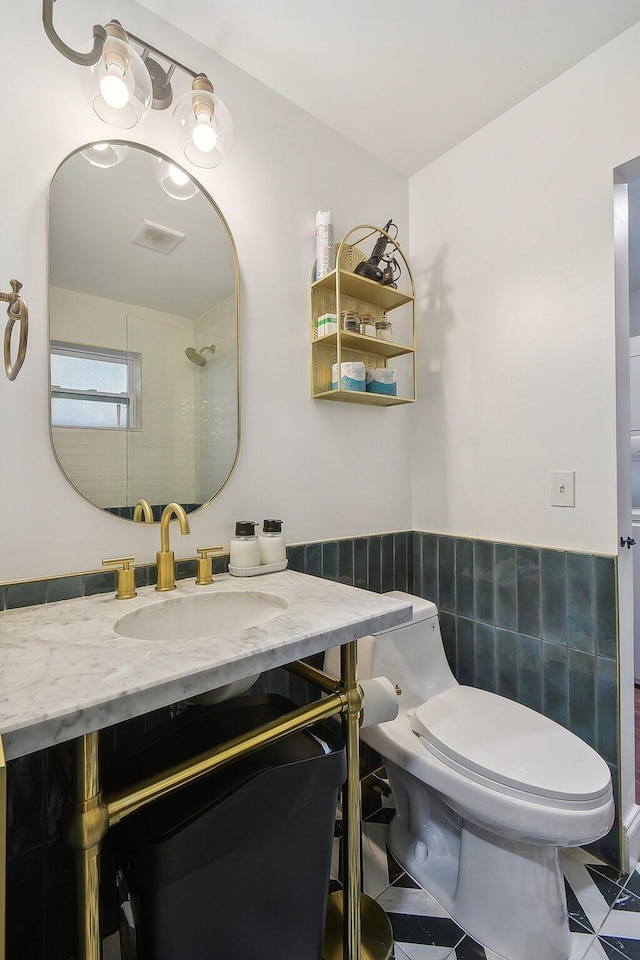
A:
42,0,107,68
42,0,203,85
131,36,199,83
2,280,28,382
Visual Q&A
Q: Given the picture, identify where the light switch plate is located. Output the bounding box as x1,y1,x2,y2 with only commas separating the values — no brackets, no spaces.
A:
550,471,575,507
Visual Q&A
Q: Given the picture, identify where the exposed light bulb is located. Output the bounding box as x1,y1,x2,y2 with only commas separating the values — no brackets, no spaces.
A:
80,143,128,168
192,113,217,153
100,63,128,109
174,75,232,168
169,165,189,186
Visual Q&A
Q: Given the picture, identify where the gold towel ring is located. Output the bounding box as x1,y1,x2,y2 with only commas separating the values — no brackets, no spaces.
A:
2,280,28,381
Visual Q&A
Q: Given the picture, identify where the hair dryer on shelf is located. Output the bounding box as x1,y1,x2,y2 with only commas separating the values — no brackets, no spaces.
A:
354,220,400,286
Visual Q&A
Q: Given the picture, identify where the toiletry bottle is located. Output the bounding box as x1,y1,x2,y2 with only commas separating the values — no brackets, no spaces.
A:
230,521,260,568
316,209,335,279
259,520,286,565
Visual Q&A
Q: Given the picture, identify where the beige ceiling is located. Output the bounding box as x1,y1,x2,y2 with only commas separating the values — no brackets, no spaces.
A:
135,0,640,176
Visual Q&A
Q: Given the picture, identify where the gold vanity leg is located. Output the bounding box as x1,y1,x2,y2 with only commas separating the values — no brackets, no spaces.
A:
323,641,394,960
341,639,362,957
0,735,6,960
68,732,108,960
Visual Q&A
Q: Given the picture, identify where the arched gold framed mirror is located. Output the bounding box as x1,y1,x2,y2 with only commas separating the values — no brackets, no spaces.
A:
48,141,239,521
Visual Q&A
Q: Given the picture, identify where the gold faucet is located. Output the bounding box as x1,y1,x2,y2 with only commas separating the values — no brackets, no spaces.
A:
133,498,153,522
156,503,190,591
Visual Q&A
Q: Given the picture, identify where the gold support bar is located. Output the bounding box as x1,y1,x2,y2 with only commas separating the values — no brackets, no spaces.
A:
69,733,108,960
284,659,342,693
107,691,348,827
0,734,6,960
342,641,362,956
67,652,392,960
323,642,394,960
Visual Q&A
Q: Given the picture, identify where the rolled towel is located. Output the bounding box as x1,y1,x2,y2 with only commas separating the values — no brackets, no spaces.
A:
366,367,396,396
332,361,365,391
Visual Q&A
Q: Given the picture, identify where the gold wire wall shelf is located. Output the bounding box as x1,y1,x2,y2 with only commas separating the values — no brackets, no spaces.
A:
311,225,416,406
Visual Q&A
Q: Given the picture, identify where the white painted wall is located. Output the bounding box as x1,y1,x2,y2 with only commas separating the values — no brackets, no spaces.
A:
409,23,640,555
0,0,411,582
408,26,640,861
6,4,639,566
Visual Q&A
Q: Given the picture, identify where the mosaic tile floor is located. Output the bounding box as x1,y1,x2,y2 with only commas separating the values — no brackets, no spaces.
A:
104,767,640,960
332,772,640,960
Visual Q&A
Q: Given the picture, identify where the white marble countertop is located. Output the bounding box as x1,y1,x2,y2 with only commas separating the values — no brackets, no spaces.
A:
0,570,412,760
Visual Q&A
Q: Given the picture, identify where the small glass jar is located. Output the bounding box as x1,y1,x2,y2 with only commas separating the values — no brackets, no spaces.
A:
341,310,360,333
359,313,376,337
375,316,393,341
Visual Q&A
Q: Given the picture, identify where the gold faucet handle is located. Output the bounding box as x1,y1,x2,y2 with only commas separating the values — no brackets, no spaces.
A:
102,556,137,600
195,546,224,585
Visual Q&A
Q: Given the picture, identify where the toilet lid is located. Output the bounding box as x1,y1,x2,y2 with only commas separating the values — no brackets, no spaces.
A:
411,687,611,802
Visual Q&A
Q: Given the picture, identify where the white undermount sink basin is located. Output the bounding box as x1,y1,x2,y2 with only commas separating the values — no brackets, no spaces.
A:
114,590,288,705
114,590,288,643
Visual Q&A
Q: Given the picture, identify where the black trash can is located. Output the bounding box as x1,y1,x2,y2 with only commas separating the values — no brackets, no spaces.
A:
106,694,346,960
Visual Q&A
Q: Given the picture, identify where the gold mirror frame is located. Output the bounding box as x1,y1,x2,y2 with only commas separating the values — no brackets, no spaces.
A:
47,141,240,522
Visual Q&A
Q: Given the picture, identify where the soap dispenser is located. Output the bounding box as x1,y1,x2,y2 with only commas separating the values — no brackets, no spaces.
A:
259,520,286,564
230,521,260,568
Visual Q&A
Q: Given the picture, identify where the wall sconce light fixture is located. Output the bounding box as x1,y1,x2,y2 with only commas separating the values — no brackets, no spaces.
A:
43,0,233,168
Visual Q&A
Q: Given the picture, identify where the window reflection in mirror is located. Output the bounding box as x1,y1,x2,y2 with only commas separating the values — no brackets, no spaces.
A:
51,341,141,429
48,142,239,521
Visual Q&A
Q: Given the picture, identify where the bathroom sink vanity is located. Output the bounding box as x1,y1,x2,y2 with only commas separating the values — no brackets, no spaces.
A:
0,570,412,960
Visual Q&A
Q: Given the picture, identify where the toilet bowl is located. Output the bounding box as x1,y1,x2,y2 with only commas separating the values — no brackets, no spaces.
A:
324,592,614,960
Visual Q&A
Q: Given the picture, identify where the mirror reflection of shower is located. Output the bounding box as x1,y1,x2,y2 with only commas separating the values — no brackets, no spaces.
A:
185,344,216,366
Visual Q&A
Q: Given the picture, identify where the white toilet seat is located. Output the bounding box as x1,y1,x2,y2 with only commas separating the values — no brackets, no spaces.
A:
410,686,611,809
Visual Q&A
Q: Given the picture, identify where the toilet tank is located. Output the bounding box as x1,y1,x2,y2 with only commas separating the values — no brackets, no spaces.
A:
323,592,457,708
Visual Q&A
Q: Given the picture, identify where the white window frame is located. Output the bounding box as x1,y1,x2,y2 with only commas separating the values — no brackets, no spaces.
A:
50,340,141,430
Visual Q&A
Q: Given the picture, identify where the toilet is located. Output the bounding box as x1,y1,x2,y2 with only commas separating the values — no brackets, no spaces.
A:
324,592,614,960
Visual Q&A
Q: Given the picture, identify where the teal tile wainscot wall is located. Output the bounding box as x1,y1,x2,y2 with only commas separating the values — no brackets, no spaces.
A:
283,532,619,870
0,531,620,959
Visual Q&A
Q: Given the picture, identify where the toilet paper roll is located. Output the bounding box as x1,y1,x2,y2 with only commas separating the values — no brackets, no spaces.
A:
359,676,400,728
